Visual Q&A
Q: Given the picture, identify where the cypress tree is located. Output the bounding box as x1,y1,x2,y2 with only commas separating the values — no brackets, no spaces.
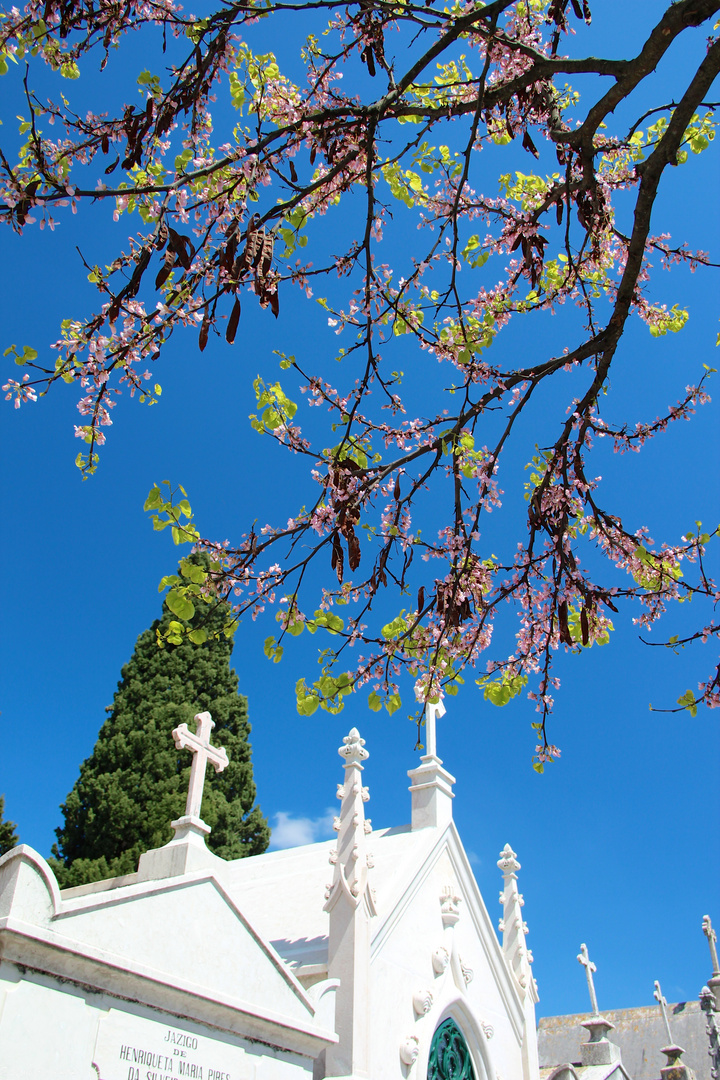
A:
0,795,19,856
50,562,270,888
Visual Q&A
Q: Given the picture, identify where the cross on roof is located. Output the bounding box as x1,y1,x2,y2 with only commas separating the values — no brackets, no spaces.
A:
703,915,720,977
653,980,674,1046
578,943,600,1016
424,698,446,759
172,711,229,821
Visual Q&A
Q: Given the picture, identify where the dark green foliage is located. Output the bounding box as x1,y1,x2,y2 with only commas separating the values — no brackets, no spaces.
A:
0,795,19,856
50,562,270,888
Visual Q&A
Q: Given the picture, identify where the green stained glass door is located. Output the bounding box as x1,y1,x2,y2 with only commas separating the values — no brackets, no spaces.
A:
427,1018,476,1080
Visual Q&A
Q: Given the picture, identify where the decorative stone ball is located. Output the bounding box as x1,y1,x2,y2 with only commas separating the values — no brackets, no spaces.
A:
412,988,433,1016
432,946,450,975
399,1034,420,1066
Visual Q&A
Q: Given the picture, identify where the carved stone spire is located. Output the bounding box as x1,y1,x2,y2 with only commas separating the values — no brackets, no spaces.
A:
324,728,375,911
497,844,536,1002
700,985,720,1080
324,729,375,1079
497,844,541,1080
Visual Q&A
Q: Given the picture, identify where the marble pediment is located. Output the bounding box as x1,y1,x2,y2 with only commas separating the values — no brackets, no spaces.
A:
0,845,336,1057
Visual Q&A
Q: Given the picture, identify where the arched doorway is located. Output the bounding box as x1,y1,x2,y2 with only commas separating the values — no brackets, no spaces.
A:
427,1017,476,1079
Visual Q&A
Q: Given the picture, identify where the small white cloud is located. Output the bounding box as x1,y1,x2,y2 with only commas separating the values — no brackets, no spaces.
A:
269,808,335,850
466,851,481,868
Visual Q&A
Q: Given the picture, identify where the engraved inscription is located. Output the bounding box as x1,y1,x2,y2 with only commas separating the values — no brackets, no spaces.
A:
94,1011,252,1080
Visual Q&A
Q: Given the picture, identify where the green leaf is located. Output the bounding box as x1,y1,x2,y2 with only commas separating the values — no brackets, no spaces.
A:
381,612,408,640
187,628,208,644
368,691,382,712
676,689,698,717
478,672,527,707
295,677,320,716
179,558,206,584
385,692,402,715
314,610,344,634
166,589,195,620
158,574,180,592
264,635,277,658
144,485,163,511
166,620,184,644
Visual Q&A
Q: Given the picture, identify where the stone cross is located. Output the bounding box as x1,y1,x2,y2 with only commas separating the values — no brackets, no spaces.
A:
704,915,720,977
654,980,674,1046
578,943,600,1016
425,698,446,758
172,711,229,820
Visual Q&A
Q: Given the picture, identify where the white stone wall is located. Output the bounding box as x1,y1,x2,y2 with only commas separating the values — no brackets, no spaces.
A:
0,961,313,1080
367,844,528,1079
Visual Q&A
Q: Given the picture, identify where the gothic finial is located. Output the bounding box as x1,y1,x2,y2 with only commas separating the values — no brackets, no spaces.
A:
498,843,536,1001
699,985,720,1079
578,944,600,1016
498,843,520,876
324,728,375,913
338,727,369,766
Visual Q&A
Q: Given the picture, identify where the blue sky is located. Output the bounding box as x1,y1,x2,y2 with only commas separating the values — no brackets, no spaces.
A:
1,0,718,1019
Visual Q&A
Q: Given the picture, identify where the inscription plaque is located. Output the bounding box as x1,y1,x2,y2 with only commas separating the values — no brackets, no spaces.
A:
93,1009,255,1080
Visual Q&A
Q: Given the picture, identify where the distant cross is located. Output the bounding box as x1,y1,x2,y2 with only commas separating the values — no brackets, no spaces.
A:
578,944,600,1016
173,711,229,820
425,699,446,758
703,915,720,977
654,980,674,1046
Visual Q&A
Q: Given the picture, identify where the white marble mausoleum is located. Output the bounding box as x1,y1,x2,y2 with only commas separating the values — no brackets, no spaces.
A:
0,709,712,1080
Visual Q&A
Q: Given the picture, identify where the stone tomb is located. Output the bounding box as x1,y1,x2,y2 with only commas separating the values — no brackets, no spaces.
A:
3,705,661,1080
0,712,336,1080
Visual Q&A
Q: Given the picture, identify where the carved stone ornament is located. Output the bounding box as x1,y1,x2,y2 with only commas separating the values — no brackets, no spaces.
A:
461,961,474,985
339,727,369,764
481,1023,494,1040
440,886,462,927
413,988,434,1016
432,946,450,974
328,848,338,864
497,843,520,876
400,1034,420,1067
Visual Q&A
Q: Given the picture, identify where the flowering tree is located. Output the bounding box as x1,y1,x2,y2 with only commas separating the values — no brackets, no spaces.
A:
1,0,718,766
